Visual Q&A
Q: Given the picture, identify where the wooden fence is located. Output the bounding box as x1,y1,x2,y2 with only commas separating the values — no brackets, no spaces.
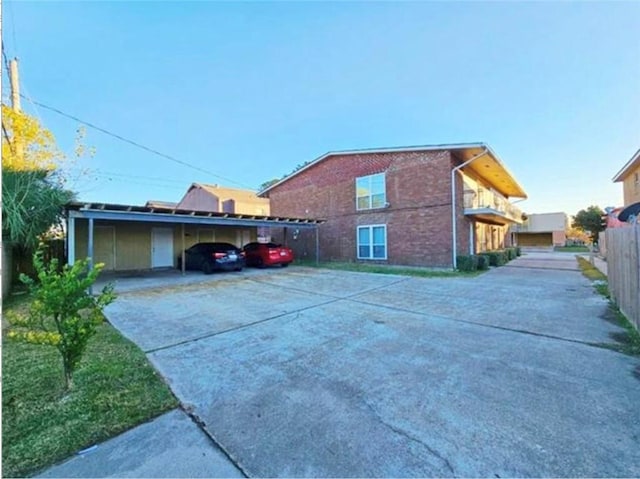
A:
606,226,640,331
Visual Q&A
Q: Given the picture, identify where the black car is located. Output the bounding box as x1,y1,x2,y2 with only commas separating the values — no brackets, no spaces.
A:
178,242,245,274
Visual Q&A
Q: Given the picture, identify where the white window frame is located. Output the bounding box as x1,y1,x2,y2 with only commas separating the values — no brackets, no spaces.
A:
357,224,387,260
356,173,386,211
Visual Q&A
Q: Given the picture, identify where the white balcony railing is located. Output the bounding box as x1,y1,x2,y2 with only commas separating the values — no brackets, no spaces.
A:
463,187,524,223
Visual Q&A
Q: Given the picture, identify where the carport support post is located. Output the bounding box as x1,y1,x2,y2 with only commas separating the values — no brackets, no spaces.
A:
315,227,319,266
88,218,94,294
181,223,186,275
67,216,76,265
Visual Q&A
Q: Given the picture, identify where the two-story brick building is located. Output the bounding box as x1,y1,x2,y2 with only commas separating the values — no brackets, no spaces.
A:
260,143,527,268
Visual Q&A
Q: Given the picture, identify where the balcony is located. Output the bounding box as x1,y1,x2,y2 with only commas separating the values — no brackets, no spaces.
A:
463,188,524,225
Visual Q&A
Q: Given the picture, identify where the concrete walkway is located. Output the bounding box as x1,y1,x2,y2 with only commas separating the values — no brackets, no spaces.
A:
37,409,243,478
39,253,639,477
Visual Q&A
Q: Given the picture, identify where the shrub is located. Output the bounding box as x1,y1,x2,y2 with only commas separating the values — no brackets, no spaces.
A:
457,255,478,272
476,255,489,270
516,246,522,256
7,249,116,391
481,251,508,267
506,247,517,261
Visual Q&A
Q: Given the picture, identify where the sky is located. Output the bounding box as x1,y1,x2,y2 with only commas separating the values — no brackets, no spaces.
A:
2,1,639,217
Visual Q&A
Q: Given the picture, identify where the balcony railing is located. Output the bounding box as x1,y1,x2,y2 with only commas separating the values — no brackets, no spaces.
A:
463,188,524,224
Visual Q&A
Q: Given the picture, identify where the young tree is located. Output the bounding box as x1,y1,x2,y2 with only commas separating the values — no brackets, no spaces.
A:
572,205,605,242
7,249,116,391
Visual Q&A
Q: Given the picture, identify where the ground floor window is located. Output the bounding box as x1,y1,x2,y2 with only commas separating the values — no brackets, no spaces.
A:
357,225,387,259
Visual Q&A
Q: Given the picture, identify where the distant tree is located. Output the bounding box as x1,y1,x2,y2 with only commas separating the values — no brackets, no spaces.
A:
258,160,316,193
258,178,280,192
566,226,590,245
572,206,605,242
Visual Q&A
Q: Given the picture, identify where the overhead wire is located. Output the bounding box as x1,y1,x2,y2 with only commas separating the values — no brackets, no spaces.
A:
21,95,256,190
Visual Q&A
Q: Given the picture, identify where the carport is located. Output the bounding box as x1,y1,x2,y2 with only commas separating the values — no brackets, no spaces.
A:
65,202,324,272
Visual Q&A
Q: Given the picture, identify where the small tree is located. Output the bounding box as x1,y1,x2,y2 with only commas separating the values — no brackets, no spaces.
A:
573,205,605,242
7,249,116,391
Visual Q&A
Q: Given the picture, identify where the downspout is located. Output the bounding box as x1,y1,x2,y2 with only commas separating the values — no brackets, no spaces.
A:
451,148,488,270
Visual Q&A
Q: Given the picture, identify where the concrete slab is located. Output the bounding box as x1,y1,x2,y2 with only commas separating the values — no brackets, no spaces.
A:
247,266,408,298
150,301,640,477
353,267,618,345
105,273,334,352
37,409,243,478
93,256,640,478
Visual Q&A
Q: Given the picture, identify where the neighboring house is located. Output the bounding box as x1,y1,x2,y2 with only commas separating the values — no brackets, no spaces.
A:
260,143,527,268
510,212,569,248
145,200,178,209
613,148,640,207
66,202,321,272
177,183,270,215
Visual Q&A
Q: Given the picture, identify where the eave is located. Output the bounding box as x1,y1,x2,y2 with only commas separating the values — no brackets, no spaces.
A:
613,148,640,182
260,142,527,199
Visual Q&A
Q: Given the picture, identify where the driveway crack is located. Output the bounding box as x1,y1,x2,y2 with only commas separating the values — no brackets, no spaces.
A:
360,399,456,476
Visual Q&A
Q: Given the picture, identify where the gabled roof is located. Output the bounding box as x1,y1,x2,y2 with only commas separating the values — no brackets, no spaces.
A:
259,142,527,199
187,183,264,202
613,148,640,182
145,200,178,209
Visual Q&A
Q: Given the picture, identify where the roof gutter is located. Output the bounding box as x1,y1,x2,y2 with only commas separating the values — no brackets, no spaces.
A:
451,147,489,270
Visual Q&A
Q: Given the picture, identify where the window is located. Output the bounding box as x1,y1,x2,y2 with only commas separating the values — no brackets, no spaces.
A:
357,225,387,260
356,173,386,210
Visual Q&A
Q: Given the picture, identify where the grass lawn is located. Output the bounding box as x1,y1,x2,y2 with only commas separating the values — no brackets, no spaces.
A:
554,245,590,252
295,260,483,277
2,294,179,478
576,256,640,356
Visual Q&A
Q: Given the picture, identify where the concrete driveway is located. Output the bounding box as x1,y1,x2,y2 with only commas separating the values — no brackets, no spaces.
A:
101,253,639,477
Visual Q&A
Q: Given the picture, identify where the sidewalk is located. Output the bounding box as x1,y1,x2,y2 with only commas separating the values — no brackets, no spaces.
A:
593,256,608,276
37,409,244,478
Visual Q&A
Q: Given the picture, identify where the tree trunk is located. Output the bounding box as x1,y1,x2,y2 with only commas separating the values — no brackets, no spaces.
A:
63,357,73,391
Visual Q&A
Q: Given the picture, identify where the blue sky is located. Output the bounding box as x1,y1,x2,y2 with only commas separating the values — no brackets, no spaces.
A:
3,1,639,216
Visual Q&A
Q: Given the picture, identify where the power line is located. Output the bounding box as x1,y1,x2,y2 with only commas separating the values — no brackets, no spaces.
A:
22,95,255,190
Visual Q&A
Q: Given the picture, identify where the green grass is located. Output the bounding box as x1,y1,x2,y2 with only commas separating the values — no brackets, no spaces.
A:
575,256,607,281
295,260,482,278
2,296,179,478
554,245,590,252
575,256,640,356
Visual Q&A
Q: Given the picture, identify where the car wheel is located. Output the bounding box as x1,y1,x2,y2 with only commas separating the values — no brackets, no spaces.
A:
256,258,265,269
281,263,289,267
202,261,213,275
234,267,243,272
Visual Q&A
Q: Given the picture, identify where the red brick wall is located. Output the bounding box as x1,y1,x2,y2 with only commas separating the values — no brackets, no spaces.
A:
268,150,474,267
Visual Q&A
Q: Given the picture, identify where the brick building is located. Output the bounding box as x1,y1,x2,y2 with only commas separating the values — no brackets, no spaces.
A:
260,143,527,268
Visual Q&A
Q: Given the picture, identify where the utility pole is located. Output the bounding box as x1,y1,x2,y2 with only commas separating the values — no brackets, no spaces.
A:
9,58,21,111
8,57,24,161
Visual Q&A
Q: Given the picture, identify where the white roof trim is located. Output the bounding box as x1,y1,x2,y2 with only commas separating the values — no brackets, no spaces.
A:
613,148,640,182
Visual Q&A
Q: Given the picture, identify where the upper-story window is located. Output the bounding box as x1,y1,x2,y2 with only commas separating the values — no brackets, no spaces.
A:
356,173,386,210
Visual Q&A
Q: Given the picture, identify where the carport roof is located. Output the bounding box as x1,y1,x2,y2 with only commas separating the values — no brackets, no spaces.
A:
66,201,325,229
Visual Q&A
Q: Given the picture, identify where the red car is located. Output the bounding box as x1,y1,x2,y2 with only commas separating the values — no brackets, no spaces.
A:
242,242,294,268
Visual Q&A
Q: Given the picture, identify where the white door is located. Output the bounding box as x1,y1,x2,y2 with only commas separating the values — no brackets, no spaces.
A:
152,227,174,268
